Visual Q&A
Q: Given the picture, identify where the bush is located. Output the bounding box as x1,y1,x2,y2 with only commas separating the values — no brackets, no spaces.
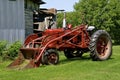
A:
0,41,7,61
7,41,22,59
0,41,7,56
1,41,22,60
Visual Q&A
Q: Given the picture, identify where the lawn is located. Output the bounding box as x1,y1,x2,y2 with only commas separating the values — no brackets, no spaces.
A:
0,46,120,80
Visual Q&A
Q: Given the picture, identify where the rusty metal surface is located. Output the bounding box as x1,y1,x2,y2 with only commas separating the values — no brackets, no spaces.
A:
7,53,25,69
7,49,40,69
8,24,91,69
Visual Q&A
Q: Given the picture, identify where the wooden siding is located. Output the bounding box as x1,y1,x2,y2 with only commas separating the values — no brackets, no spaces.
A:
24,0,40,37
0,0,25,43
25,0,39,10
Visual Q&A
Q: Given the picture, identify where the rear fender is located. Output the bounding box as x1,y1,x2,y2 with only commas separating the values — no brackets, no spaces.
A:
87,26,95,31
87,26,96,36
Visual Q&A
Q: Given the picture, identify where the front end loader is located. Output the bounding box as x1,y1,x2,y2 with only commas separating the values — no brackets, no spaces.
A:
8,10,112,69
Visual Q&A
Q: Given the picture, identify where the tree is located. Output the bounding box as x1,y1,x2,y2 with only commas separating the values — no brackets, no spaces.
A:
74,0,120,44
57,12,80,28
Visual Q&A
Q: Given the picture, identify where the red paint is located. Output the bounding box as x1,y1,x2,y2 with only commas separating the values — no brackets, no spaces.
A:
9,24,91,69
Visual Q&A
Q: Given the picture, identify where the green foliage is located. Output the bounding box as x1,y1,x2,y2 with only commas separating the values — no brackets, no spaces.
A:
57,13,63,28
0,41,22,60
0,41,7,56
73,0,120,44
0,41,7,61
66,12,82,26
7,41,22,59
57,12,82,27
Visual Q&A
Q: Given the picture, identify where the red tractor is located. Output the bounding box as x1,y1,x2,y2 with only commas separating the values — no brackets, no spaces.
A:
8,10,112,69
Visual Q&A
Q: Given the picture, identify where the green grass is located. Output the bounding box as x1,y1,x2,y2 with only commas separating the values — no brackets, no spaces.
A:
0,46,120,80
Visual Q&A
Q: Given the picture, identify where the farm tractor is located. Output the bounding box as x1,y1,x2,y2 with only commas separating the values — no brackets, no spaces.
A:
8,9,112,69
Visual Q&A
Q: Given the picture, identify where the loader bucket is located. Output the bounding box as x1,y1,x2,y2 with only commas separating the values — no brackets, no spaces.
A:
7,48,40,70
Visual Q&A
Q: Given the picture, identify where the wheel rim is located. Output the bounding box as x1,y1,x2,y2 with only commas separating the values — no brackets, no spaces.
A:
96,35,111,58
47,53,58,64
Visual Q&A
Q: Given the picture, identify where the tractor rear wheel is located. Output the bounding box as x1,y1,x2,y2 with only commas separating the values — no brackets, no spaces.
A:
89,30,112,61
42,49,59,65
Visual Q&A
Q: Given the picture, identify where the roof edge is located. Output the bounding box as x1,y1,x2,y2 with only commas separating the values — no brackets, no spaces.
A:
32,0,46,4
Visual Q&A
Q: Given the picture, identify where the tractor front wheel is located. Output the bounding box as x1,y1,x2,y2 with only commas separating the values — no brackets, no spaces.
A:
89,30,112,61
42,49,59,65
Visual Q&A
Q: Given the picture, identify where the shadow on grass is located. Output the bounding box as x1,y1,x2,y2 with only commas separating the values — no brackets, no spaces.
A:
59,55,114,65
59,55,91,65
